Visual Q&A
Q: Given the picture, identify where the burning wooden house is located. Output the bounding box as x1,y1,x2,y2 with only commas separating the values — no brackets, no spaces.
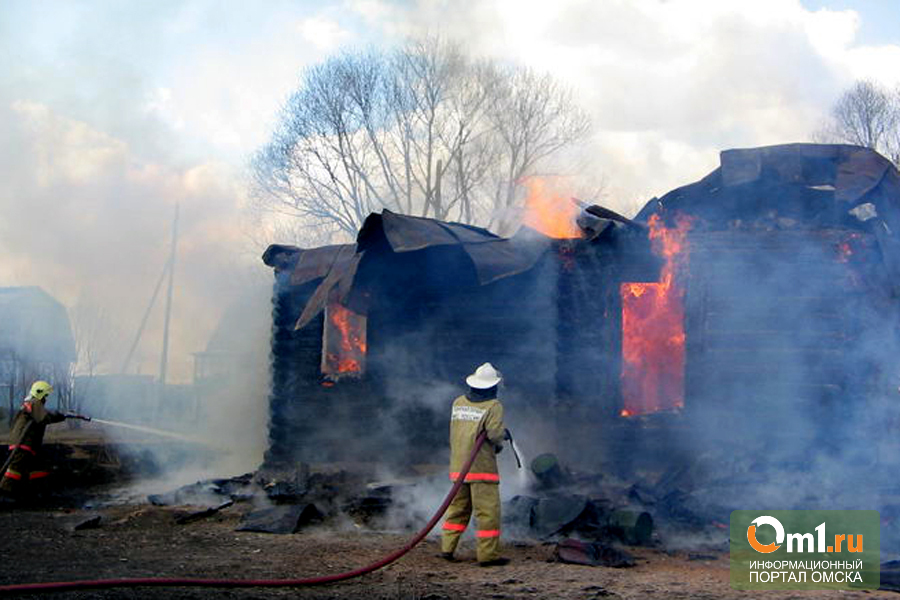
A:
642,144,900,457
262,143,900,470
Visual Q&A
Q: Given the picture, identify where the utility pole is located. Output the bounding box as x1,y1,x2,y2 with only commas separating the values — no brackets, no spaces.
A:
120,258,170,374
159,203,179,387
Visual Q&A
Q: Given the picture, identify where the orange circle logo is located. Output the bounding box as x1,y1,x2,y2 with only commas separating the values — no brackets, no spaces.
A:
747,516,784,553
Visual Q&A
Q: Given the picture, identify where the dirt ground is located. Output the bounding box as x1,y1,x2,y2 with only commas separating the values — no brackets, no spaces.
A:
0,502,896,600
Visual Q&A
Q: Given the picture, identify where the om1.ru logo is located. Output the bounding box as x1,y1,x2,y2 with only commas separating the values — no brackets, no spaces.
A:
747,516,863,554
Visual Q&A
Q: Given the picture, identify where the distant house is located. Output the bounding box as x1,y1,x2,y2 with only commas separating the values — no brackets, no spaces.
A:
193,292,271,387
0,286,77,422
188,290,271,425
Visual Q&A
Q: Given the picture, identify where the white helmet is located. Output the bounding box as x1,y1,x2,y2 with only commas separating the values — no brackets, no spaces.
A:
465,363,502,389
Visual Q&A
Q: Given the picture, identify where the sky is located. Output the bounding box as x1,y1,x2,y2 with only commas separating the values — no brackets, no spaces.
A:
1,0,899,384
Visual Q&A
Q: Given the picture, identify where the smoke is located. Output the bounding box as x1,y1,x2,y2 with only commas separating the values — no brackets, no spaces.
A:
256,230,569,528
0,6,295,489
654,214,900,527
7,1,899,528
0,98,261,379
348,0,900,207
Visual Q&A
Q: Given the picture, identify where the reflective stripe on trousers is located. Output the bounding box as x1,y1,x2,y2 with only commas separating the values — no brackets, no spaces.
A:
449,472,500,483
477,529,500,538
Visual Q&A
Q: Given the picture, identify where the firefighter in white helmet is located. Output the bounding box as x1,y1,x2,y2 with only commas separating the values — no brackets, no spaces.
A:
440,362,510,566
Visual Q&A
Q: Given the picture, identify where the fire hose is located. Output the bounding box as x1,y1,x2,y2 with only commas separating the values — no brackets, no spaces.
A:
0,432,489,595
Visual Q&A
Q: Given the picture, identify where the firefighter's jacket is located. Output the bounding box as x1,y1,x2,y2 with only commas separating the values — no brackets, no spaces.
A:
448,394,505,483
9,398,65,453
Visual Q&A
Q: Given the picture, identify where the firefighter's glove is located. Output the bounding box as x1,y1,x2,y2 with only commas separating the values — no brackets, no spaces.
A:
494,443,504,454
503,428,512,441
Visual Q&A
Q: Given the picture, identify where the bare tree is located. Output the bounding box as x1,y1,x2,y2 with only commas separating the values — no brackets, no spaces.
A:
250,53,390,237
486,67,592,233
251,37,592,242
817,79,900,166
380,38,496,223
69,300,120,378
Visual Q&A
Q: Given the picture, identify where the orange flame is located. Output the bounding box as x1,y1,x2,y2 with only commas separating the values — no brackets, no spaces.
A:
620,213,693,416
323,302,367,376
521,178,581,239
836,233,861,263
837,243,852,262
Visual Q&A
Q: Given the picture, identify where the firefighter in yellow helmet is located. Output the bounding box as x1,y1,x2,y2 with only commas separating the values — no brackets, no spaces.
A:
0,381,68,503
440,362,510,566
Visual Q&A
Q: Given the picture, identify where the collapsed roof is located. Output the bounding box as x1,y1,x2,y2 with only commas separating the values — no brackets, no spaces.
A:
639,143,900,229
262,210,553,330
636,143,900,286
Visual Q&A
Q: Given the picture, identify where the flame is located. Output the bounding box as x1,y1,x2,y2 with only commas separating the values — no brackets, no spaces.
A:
836,233,861,263
620,213,693,416
837,242,852,262
521,178,581,239
322,301,367,376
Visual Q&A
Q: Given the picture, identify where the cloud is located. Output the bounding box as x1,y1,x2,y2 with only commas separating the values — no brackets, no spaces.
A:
11,100,129,186
299,16,352,51
345,0,900,206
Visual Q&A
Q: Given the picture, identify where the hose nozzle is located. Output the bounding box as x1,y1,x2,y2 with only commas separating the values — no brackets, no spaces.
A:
504,429,522,469
65,413,92,422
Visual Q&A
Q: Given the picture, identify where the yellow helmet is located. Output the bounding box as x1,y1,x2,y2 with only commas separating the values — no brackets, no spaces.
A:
29,381,53,401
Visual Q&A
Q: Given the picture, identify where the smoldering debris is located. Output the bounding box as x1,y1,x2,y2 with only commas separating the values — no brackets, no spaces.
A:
111,430,900,565
237,503,323,534
175,500,234,525
60,513,104,532
144,465,400,534
123,441,773,555
148,473,255,507
554,539,635,568
499,483,654,555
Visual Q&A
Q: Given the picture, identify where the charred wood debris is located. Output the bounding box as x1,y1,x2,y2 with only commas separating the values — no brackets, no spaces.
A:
139,451,754,569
